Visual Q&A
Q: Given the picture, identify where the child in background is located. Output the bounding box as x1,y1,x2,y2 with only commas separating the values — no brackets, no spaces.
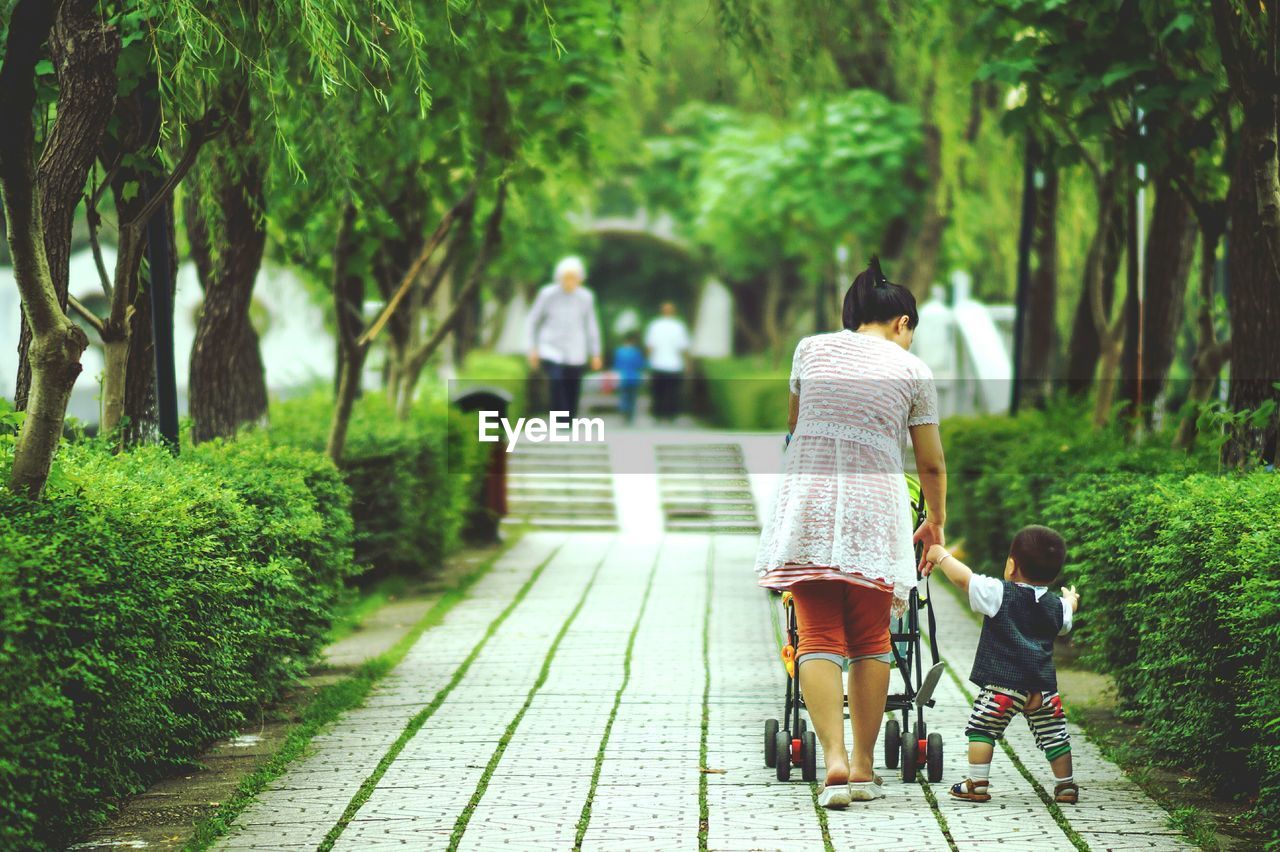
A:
925,526,1082,804
613,331,646,424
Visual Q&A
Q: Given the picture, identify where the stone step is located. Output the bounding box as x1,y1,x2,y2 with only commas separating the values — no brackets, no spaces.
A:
664,519,760,532
507,504,617,520
500,515,617,531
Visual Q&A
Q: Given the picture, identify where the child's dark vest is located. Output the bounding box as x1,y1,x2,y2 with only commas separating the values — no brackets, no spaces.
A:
969,581,1064,693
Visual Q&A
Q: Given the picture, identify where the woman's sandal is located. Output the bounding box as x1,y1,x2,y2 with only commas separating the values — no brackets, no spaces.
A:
847,774,886,802
818,784,853,809
948,779,992,802
1054,781,1079,804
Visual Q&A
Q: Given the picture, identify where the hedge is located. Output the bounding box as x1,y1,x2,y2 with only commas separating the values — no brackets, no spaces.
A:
269,389,486,577
941,406,1280,840
696,355,793,431
0,434,356,849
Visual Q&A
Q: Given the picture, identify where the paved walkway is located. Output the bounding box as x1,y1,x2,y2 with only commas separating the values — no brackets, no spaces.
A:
217,437,1194,851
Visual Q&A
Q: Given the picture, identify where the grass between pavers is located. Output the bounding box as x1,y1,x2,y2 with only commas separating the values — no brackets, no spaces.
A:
698,542,715,852
312,538,566,850
572,544,663,850
185,533,526,851
444,547,610,851
917,777,960,851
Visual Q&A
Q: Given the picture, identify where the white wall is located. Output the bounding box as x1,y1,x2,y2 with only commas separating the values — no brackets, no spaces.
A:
0,248,334,424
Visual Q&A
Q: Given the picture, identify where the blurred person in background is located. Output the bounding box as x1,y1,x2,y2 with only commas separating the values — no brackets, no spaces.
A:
526,256,603,419
645,301,690,421
613,330,646,425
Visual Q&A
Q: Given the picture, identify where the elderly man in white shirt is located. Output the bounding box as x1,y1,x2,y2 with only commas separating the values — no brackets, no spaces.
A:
525,256,603,419
644,301,691,421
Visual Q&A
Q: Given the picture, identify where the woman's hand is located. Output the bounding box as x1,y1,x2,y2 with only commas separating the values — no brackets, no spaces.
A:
913,519,945,575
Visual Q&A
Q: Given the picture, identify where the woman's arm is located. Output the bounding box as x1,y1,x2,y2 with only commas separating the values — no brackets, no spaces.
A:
787,392,800,435
909,422,947,572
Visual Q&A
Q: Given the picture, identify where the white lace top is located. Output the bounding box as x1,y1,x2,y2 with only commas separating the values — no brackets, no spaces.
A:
755,329,939,613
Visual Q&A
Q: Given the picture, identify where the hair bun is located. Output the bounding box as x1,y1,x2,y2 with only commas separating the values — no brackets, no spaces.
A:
868,255,889,288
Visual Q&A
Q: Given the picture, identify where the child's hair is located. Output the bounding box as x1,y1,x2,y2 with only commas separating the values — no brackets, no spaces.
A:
842,256,919,331
1009,525,1067,584
623,330,640,345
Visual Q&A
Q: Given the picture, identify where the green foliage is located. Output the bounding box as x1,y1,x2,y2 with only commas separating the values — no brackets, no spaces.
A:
697,355,792,431
269,390,486,577
0,437,354,849
944,408,1280,839
640,91,923,281
454,350,530,418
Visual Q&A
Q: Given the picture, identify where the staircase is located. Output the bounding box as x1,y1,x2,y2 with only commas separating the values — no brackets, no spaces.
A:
654,443,760,533
503,443,617,530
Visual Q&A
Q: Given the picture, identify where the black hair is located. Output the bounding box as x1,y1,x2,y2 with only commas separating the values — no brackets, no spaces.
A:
1009,525,1067,584
841,255,919,331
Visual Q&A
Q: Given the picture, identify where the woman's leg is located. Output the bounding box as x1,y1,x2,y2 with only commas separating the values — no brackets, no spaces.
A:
843,585,894,782
789,582,850,787
799,659,849,785
847,659,890,782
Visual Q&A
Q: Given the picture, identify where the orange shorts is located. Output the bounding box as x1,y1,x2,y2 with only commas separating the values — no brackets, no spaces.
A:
790,580,893,667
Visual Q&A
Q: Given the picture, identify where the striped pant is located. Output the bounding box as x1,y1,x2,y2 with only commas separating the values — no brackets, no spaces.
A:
965,685,1071,760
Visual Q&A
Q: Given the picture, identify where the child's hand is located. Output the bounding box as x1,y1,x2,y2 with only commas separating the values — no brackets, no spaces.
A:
1061,585,1080,612
926,544,949,566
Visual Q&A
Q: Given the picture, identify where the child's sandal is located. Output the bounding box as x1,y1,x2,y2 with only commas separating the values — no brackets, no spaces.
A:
948,779,991,802
1054,781,1079,804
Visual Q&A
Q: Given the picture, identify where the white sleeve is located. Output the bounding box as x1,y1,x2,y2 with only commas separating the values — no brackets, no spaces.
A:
1059,604,1073,635
967,575,1004,618
644,321,656,349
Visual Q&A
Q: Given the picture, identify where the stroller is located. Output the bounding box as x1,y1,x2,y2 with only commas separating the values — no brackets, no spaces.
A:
764,474,947,783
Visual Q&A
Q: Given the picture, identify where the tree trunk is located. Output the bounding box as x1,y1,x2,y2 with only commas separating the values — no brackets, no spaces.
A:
1065,173,1124,394
1222,125,1280,466
899,118,947,297
1174,209,1230,451
188,77,269,444
1119,178,1195,418
327,204,365,462
1021,161,1058,408
396,183,508,415
13,0,118,410
0,0,91,497
121,191,177,444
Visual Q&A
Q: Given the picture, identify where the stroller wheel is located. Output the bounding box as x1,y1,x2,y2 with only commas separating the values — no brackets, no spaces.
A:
775,731,792,781
801,730,817,782
927,733,944,783
883,719,901,770
765,719,780,768
901,727,918,782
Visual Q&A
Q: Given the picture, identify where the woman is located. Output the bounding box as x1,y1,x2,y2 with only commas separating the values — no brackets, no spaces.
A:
755,257,947,808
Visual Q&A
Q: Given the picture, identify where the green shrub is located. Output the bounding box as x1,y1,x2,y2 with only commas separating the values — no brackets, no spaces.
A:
269,388,485,577
0,437,354,849
697,354,792,431
943,407,1279,840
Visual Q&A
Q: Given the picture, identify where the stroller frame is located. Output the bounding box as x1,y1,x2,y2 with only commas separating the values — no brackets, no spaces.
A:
764,479,947,783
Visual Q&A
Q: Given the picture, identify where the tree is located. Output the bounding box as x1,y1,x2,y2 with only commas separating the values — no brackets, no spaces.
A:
1212,0,1280,466
0,0,106,493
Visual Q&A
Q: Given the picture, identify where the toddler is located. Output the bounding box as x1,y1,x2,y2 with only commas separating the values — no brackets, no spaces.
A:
926,525,1081,804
